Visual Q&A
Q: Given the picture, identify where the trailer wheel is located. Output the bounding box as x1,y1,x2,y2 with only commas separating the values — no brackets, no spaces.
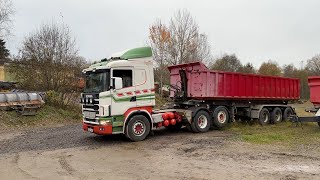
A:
258,108,270,126
283,107,294,121
212,106,229,129
191,110,211,133
126,115,150,142
271,108,283,124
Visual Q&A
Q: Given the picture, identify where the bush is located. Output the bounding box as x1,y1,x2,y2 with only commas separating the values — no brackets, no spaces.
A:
46,90,81,112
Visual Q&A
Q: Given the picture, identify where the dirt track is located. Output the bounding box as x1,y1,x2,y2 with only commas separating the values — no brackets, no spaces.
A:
0,124,320,180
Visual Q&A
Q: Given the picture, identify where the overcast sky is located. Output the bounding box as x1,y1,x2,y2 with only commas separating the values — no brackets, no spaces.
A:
6,0,320,67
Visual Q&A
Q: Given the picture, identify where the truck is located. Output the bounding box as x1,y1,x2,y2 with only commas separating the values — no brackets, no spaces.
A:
80,47,300,141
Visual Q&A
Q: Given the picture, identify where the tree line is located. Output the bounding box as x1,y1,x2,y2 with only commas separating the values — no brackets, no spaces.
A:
149,10,320,100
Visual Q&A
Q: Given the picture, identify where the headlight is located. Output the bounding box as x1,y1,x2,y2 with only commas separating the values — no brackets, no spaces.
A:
100,120,111,125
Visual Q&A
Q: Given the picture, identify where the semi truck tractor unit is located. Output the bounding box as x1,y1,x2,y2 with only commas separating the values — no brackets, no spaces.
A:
80,47,300,141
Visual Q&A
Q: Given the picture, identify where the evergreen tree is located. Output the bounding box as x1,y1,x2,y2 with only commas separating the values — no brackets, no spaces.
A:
0,38,9,59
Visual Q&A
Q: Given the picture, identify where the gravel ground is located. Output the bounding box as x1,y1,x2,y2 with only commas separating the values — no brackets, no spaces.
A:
0,124,126,154
0,124,320,180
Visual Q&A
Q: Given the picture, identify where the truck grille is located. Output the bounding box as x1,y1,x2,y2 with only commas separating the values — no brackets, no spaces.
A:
84,118,98,124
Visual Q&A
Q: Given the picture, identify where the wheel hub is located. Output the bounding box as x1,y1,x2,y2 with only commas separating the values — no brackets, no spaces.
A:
217,111,227,123
198,115,208,129
133,121,145,136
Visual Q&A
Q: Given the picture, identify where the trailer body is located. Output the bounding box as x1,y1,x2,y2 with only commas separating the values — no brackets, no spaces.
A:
169,62,300,101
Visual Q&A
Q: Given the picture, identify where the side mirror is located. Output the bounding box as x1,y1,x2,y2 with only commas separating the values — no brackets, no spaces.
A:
112,77,123,90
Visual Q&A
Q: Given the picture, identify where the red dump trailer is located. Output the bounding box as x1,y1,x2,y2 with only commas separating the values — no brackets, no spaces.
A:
168,62,300,127
169,62,300,100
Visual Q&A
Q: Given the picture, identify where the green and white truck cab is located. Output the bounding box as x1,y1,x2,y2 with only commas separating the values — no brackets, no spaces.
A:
81,47,158,141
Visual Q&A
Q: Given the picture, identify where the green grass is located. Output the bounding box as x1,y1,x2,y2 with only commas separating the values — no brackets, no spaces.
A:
0,105,81,129
229,102,320,146
229,121,320,146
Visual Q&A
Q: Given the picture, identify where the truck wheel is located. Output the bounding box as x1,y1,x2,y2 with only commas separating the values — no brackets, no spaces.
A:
212,106,229,129
271,108,282,124
258,108,270,126
126,115,150,142
283,107,294,121
191,110,211,133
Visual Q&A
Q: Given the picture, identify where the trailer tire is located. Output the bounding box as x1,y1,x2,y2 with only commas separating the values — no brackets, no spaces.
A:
126,115,150,142
283,107,294,121
191,110,211,133
271,108,283,124
212,106,229,129
258,108,270,126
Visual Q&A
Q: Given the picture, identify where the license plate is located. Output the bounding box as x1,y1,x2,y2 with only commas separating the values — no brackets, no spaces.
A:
84,111,96,119
88,127,94,133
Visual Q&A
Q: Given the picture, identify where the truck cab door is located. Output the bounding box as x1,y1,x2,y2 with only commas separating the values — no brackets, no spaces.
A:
110,68,136,116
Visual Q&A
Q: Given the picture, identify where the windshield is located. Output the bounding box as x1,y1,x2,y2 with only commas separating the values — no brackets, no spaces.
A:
84,70,110,93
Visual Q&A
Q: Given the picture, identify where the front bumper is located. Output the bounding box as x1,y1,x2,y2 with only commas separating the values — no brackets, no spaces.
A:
82,122,113,135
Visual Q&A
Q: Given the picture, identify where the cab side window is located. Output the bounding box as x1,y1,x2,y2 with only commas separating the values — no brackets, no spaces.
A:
113,69,133,88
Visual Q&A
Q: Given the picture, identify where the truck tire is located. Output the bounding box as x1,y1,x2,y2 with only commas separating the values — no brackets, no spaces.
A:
271,108,282,124
258,108,270,126
191,110,211,133
283,107,294,121
126,115,150,142
212,106,229,129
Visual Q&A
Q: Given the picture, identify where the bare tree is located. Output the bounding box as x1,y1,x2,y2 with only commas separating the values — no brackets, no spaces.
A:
9,22,86,107
149,20,171,95
149,9,212,66
168,9,211,65
149,10,212,95
306,54,320,75
191,34,212,64
0,0,14,37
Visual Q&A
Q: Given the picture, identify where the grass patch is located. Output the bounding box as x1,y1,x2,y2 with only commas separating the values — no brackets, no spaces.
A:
229,102,320,146
229,121,320,146
0,105,81,129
